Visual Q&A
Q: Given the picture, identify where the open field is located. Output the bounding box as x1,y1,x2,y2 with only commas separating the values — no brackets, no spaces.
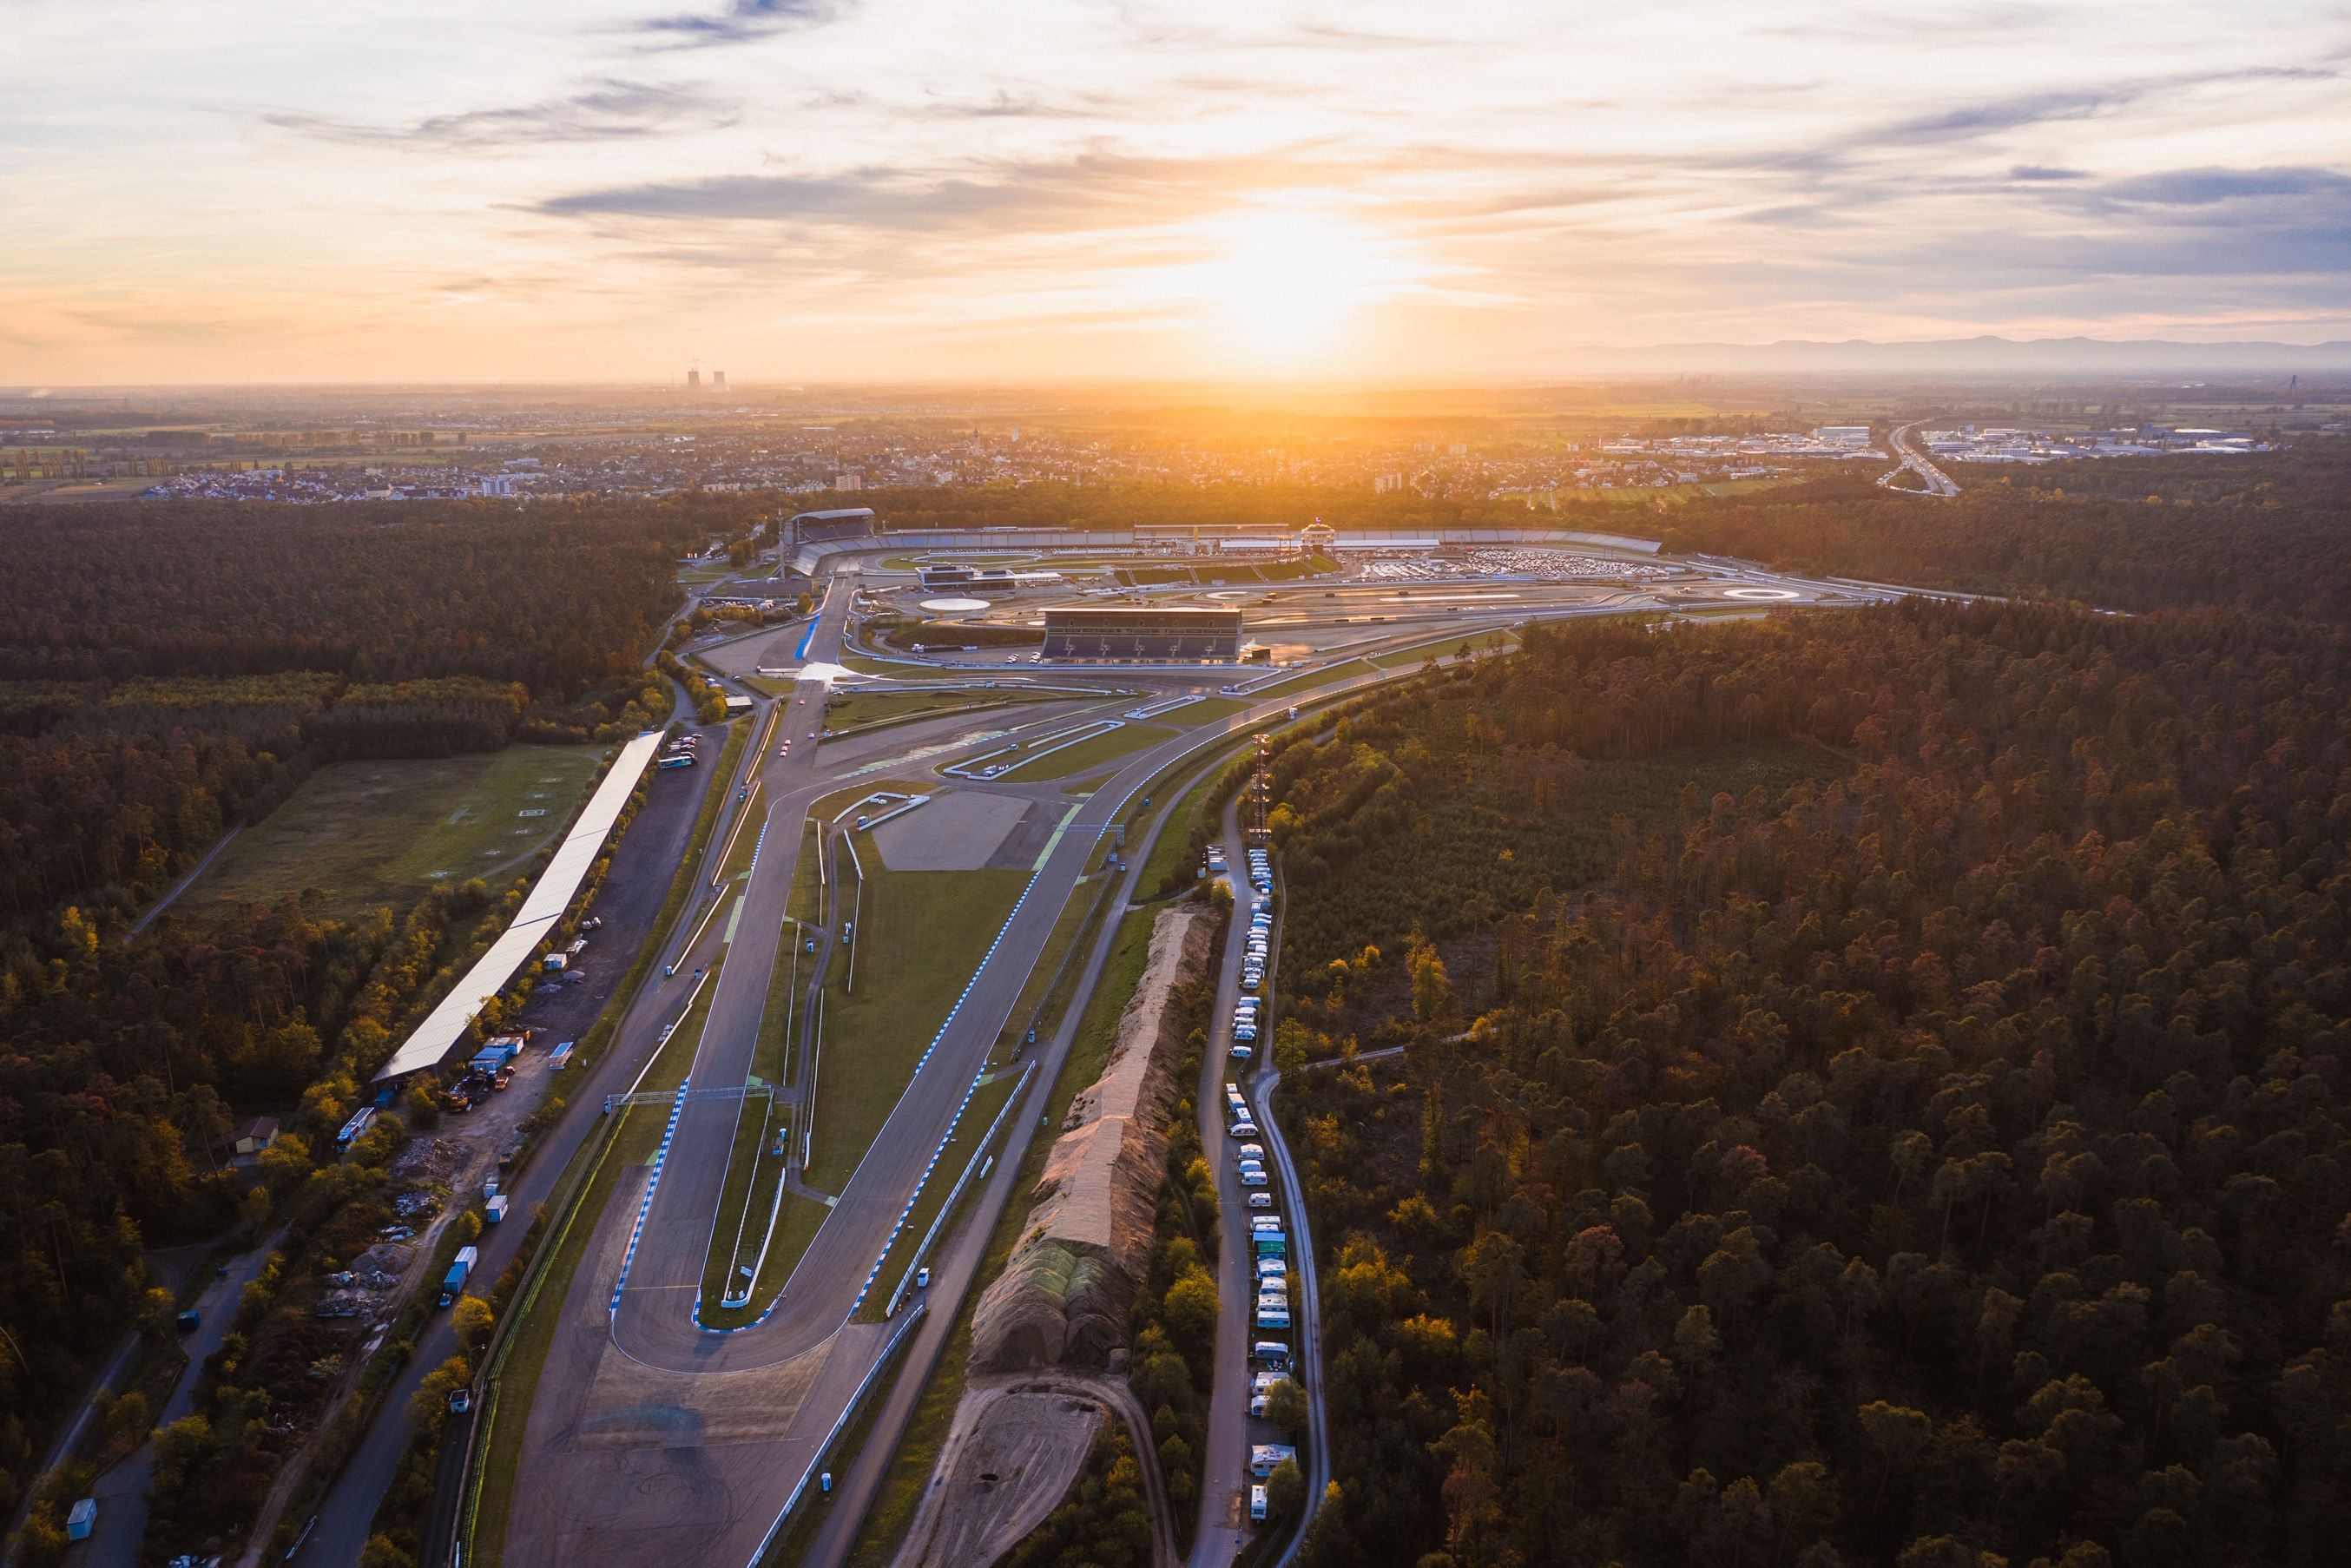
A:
805,862,1030,1190
998,721,1172,781
184,743,606,924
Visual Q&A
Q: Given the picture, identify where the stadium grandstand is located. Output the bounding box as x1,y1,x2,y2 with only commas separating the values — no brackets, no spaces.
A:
1043,604,1242,662
784,507,877,550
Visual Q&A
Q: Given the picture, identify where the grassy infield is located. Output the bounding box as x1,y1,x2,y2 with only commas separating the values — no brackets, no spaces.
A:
806,853,1030,1190
998,720,1170,782
824,685,1057,732
472,663,1361,1565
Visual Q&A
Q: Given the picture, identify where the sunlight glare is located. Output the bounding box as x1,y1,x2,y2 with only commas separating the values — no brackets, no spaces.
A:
1178,209,1412,364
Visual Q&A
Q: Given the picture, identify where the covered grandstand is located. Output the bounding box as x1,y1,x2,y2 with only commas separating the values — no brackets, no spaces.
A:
1043,604,1242,662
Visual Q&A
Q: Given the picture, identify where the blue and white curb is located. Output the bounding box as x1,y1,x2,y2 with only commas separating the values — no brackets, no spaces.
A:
850,1067,988,1316
608,1077,689,1317
701,855,1051,1331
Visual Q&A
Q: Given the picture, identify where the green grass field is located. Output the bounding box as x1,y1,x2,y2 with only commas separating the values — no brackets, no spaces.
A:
187,744,606,924
717,785,766,883
826,686,1052,732
1167,695,1251,725
999,721,1171,782
1138,746,1248,895
787,820,825,925
804,863,1029,1191
1241,659,1373,699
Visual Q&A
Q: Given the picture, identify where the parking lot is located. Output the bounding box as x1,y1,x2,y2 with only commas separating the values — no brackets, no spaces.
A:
1353,547,1673,582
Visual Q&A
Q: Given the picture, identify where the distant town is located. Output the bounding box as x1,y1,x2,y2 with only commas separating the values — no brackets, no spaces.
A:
0,392,2295,507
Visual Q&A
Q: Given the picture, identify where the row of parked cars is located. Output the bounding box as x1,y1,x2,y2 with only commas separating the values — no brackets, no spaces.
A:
1232,886,1274,1061
1232,841,1300,1528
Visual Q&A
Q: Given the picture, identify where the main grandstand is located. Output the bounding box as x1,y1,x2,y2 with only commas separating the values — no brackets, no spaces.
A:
1043,604,1242,662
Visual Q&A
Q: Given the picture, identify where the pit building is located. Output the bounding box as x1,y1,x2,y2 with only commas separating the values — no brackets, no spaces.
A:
1042,605,1242,662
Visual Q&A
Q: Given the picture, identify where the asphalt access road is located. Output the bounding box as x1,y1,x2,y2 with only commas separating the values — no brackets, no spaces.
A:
299,729,745,1568
1190,804,1265,1567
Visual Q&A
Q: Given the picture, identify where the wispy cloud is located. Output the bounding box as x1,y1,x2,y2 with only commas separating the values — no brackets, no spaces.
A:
536,148,1357,232
1880,88,2122,146
635,0,848,49
1871,65,2335,149
2094,165,2351,208
266,81,737,151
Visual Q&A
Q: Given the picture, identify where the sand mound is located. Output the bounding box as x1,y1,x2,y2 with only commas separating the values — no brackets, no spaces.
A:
892,1386,1104,1568
971,905,1212,1374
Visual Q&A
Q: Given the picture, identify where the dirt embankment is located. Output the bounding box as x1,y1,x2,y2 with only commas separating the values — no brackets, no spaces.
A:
971,904,1212,1373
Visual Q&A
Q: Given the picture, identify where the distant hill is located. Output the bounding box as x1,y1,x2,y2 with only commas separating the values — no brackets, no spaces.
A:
1577,334,2351,377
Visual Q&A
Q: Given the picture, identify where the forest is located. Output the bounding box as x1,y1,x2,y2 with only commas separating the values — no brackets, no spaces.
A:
1275,583,2351,1565
1655,449,2351,622
848,479,1604,538
0,499,691,1531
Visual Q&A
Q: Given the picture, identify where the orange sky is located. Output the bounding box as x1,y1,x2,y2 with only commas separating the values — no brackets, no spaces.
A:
6,1,2348,383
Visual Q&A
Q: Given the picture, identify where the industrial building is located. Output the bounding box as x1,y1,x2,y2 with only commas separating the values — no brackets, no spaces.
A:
1043,605,1242,662
919,563,1064,590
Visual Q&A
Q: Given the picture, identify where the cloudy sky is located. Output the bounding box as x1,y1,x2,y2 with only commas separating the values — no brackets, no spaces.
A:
5,0,2348,383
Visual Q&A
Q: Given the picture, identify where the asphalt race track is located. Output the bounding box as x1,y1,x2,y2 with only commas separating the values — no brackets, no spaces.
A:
500,554,1894,1568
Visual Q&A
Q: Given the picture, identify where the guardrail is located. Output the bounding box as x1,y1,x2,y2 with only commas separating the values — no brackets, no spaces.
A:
883,1061,1035,1318
741,1303,928,1568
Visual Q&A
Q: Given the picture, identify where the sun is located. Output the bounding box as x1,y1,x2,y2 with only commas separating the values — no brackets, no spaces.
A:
1176,208,1410,364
